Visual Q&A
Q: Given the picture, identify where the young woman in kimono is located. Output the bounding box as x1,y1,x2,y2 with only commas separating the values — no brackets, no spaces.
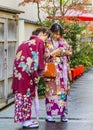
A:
44,23,72,122
12,27,50,128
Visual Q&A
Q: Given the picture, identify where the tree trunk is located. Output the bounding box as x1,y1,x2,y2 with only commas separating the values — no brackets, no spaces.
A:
37,2,42,24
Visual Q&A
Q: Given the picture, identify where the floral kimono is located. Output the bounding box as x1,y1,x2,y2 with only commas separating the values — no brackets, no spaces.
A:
45,38,71,116
12,36,45,122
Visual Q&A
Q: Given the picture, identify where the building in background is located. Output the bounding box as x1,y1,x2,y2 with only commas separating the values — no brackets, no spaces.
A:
0,0,39,109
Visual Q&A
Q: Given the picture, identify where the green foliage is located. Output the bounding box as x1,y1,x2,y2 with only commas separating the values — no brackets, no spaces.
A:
41,20,52,27
70,43,93,71
63,23,86,49
38,77,46,96
61,22,93,71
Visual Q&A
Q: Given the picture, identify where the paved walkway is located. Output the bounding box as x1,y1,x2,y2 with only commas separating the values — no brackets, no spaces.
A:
0,68,93,130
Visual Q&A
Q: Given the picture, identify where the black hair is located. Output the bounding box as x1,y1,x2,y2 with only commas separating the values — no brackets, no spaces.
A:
32,27,50,38
50,23,63,36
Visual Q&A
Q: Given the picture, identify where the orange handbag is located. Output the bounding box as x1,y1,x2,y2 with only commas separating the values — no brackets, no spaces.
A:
43,62,56,78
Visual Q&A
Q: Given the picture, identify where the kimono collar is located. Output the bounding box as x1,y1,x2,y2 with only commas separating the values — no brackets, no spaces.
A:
29,35,44,43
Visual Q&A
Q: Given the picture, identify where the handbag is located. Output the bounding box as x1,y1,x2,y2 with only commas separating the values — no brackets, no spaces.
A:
43,62,56,78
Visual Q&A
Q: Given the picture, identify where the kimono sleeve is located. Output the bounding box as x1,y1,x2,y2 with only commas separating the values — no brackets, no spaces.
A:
38,40,45,71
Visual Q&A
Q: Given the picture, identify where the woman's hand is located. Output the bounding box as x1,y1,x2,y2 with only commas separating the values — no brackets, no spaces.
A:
60,48,72,56
50,48,61,56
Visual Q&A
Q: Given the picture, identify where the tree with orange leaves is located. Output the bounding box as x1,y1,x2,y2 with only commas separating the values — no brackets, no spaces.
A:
19,0,90,24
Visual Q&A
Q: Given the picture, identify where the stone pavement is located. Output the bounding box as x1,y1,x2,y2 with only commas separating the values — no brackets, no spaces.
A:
0,68,93,130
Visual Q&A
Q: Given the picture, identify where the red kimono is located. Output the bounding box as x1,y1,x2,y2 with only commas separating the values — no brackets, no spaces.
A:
12,35,45,96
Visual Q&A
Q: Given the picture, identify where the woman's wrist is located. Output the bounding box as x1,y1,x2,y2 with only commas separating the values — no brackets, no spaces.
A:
60,48,66,56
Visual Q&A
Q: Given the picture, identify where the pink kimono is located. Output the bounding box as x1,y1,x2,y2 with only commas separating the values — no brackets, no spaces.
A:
45,38,71,116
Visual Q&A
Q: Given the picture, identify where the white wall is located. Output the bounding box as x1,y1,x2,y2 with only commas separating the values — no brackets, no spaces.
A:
0,0,38,21
18,20,39,44
24,23,37,40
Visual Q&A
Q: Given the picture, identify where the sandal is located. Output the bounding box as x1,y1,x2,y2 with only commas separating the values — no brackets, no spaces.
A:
45,116,55,123
61,115,68,122
23,120,39,129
